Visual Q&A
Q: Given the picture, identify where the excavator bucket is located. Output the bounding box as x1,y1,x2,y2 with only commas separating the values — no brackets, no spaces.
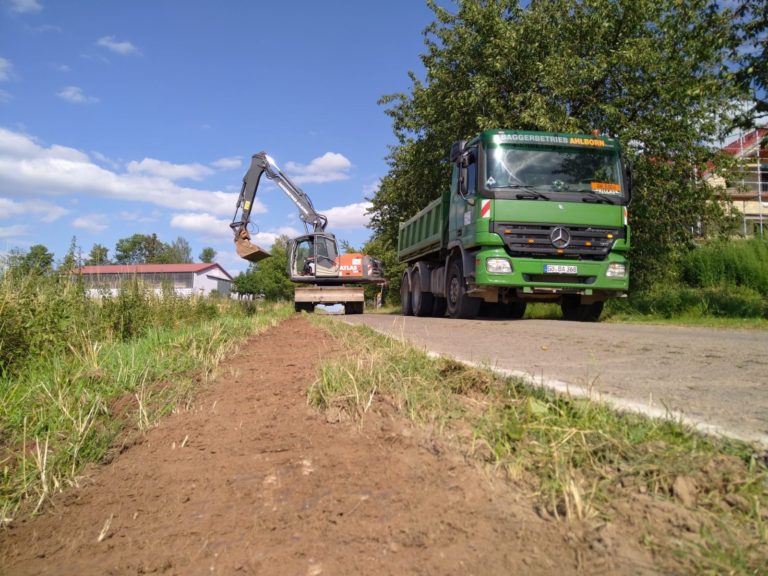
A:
235,235,271,263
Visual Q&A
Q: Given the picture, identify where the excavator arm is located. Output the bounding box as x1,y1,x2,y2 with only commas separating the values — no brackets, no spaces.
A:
230,150,385,290
230,152,329,262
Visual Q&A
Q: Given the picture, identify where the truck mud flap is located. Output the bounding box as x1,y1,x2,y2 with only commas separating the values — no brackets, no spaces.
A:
235,236,271,263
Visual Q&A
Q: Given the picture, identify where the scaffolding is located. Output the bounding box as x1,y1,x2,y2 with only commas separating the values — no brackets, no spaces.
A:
723,129,767,237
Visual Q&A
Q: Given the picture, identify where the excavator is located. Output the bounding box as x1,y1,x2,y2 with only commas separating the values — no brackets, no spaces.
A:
230,151,385,313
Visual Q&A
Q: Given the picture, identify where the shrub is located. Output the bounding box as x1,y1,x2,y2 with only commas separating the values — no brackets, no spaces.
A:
681,238,768,295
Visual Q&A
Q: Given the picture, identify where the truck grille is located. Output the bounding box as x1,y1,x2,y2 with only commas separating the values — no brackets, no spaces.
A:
491,222,623,261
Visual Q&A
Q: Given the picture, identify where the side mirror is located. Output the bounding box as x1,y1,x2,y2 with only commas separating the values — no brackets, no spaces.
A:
623,161,633,203
449,140,466,163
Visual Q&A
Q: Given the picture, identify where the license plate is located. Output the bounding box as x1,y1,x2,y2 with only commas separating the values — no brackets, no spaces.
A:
544,264,577,274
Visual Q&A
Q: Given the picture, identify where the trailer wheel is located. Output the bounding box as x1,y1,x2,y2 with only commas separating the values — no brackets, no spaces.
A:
446,259,480,319
400,270,414,316
294,302,314,313
411,272,434,317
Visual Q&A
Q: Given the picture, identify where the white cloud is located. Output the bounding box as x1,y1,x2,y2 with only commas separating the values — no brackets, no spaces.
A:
0,224,28,239
58,85,98,104
72,214,108,232
96,36,141,56
170,212,282,253
0,127,241,217
0,197,68,222
170,213,233,240
362,179,381,197
211,156,242,170
0,57,12,81
319,201,372,230
53,63,70,72
285,152,352,184
8,0,42,14
127,158,214,182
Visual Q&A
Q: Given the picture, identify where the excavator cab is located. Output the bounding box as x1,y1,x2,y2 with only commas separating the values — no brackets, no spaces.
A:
289,234,340,283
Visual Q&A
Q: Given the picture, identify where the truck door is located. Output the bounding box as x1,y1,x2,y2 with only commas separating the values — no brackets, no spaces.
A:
449,147,478,244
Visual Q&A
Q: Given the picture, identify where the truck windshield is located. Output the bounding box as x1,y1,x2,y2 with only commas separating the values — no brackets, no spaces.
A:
485,145,626,203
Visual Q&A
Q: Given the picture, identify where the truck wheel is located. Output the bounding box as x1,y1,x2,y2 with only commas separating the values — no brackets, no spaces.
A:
561,296,603,322
446,259,480,319
505,301,527,319
294,302,313,313
412,272,434,317
432,297,447,318
401,271,414,316
345,302,364,315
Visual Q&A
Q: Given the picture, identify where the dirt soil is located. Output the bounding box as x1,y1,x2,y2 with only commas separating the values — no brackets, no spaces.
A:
2,317,677,575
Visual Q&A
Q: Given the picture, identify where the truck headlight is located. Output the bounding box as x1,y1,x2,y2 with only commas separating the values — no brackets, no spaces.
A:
606,263,626,278
486,258,512,274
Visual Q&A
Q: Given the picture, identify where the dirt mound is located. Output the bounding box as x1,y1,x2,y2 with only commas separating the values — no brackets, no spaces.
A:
1,317,657,575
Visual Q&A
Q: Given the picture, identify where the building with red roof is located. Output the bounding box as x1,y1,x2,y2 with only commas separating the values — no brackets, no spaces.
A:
74,263,233,297
720,128,767,235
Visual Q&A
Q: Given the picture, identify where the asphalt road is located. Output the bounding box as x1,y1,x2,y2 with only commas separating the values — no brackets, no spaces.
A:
337,314,768,447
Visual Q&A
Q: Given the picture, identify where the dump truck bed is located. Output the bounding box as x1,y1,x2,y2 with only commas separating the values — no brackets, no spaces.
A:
397,195,447,263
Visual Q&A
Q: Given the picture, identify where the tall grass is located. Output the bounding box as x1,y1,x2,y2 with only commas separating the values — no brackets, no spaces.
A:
611,238,768,321
0,271,292,522
310,317,768,574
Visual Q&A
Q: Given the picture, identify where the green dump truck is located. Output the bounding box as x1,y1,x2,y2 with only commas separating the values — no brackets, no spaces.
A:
398,129,631,321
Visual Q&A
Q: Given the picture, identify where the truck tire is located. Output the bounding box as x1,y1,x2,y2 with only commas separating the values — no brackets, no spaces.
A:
344,302,364,315
446,259,481,319
432,297,447,318
505,301,527,319
412,272,434,317
401,271,414,316
295,302,313,313
561,295,603,322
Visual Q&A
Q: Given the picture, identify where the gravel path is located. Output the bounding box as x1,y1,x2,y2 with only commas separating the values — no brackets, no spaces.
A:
338,315,768,446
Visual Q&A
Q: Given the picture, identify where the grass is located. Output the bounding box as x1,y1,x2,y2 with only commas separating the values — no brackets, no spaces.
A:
309,316,768,574
0,270,293,522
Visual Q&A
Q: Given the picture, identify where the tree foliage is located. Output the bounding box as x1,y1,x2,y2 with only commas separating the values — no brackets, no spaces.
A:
371,0,759,289
199,247,217,263
85,244,111,265
232,235,293,301
113,233,194,264
3,244,55,277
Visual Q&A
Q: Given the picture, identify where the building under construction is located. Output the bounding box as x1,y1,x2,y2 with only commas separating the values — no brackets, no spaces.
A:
721,128,767,237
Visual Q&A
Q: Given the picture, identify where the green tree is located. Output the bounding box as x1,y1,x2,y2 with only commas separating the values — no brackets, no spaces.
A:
733,0,768,126
371,0,752,290
199,247,217,263
231,235,293,300
114,233,167,264
159,236,193,263
4,244,55,276
85,243,110,265
59,236,82,272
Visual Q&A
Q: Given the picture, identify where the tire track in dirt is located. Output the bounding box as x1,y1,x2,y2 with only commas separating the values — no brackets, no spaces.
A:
1,316,657,575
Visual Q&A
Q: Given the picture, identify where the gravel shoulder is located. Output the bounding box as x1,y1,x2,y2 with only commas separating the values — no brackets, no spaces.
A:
338,315,768,446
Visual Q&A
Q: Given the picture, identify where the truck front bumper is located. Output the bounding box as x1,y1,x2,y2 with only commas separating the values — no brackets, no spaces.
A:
473,249,629,296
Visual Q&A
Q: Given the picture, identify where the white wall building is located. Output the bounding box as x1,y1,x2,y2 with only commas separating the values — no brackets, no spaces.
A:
74,263,233,297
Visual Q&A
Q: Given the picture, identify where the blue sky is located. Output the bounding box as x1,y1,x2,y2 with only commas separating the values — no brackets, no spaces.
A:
0,0,436,274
